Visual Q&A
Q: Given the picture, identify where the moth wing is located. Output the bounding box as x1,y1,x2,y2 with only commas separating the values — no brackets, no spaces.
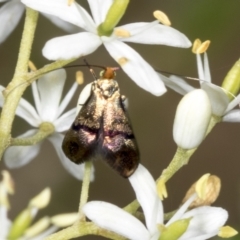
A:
62,89,101,164
102,97,139,178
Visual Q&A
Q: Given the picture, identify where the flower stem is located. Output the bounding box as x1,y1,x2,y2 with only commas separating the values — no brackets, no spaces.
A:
0,8,38,161
78,161,92,221
10,123,55,146
157,115,221,199
44,222,126,240
3,59,77,98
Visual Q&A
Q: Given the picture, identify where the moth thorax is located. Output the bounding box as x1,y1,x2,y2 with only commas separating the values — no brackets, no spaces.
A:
98,79,119,98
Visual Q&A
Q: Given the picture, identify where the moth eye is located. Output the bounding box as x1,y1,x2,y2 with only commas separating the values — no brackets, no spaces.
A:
99,70,104,77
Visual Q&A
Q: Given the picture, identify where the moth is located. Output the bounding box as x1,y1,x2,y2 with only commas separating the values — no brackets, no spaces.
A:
62,67,139,178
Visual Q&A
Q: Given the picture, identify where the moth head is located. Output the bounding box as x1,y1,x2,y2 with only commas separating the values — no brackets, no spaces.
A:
99,67,118,79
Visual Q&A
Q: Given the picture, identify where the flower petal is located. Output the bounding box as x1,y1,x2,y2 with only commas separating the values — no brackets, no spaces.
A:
104,40,166,96
42,32,102,60
0,206,11,239
48,133,94,181
57,82,78,118
224,93,240,113
179,207,228,240
54,108,75,132
76,83,93,115
83,201,150,240
120,22,191,48
201,82,229,116
129,164,163,234
41,12,80,33
21,0,96,32
37,69,66,122
161,74,195,95
223,109,240,122
4,129,41,168
15,97,41,127
88,0,113,26
0,0,24,44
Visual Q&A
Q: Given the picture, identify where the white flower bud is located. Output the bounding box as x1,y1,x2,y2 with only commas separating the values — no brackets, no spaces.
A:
29,188,51,209
173,89,211,149
51,213,78,227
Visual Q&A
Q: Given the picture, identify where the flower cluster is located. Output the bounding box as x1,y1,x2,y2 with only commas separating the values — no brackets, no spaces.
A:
83,164,232,240
0,69,94,180
0,171,78,239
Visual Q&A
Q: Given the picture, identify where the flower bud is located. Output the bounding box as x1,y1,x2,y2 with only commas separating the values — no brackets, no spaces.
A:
182,174,221,208
29,188,51,209
221,59,240,100
51,213,78,227
173,89,211,149
8,208,33,239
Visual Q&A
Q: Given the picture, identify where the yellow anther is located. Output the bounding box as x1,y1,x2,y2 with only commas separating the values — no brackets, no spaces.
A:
118,57,129,66
195,173,210,199
2,170,14,195
153,10,171,26
114,28,131,38
197,40,211,54
157,178,168,200
192,39,202,53
28,61,37,71
67,0,75,6
218,226,238,238
76,71,84,85
29,188,51,209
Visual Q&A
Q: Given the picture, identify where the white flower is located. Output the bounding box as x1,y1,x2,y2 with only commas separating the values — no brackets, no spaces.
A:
160,51,240,121
173,89,211,149
0,69,94,180
83,164,228,240
0,0,79,44
21,0,191,96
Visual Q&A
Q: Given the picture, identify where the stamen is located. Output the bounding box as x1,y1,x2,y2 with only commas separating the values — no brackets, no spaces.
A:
197,40,211,54
218,226,238,238
76,71,84,85
153,10,171,26
67,0,75,6
28,60,37,71
114,28,131,37
192,39,202,54
118,57,129,66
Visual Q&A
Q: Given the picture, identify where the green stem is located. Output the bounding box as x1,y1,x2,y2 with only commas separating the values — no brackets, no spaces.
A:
0,8,38,161
78,161,92,221
10,123,55,146
159,115,221,184
4,59,77,98
44,222,126,240
123,199,139,214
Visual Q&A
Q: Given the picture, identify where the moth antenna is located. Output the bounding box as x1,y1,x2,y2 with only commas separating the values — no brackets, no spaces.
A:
156,69,239,100
83,59,98,80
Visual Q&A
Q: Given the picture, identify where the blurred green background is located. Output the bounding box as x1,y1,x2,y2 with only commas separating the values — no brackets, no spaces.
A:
1,0,240,239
